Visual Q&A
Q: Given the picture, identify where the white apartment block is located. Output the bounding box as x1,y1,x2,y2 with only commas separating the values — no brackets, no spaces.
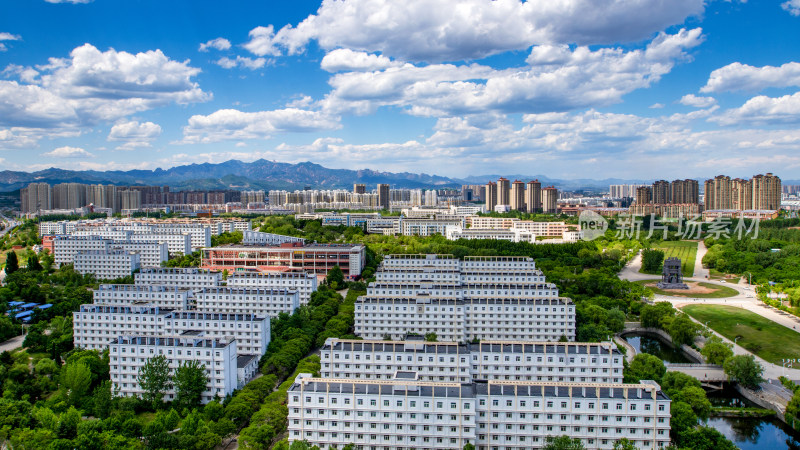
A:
109,335,239,403
39,221,78,236
130,232,192,255
53,235,114,265
135,268,222,289
195,287,300,318
73,304,269,356
449,205,486,216
355,297,575,342
242,230,306,245
365,217,400,234
226,271,318,305
74,249,140,280
93,284,194,309
287,374,671,450
210,220,252,235
445,226,536,243
400,218,465,236
319,339,623,384
111,241,169,267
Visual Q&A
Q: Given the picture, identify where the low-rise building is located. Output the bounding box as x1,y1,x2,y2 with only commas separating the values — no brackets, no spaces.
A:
226,271,318,305
93,284,194,309
195,287,300,318
242,230,306,245
286,374,671,450
74,249,140,280
111,240,169,267
109,335,239,403
135,268,222,289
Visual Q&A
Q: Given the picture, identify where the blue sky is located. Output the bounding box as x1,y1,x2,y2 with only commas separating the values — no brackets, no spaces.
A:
1,0,799,180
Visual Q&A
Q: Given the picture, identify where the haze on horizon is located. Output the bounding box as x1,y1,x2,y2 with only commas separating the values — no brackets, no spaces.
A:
1,0,799,180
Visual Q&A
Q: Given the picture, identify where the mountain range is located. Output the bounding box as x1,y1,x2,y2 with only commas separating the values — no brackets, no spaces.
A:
0,159,794,193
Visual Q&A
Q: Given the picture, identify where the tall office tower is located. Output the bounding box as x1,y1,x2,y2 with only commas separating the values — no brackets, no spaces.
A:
525,180,542,213
485,182,497,211
118,189,142,212
752,173,781,210
353,183,366,195
377,184,390,210
635,186,652,204
53,183,88,210
510,180,526,211
651,180,670,204
541,186,558,213
496,177,510,206
21,182,53,213
704,175,732,210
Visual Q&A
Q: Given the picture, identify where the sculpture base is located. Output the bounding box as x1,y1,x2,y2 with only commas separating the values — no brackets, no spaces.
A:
657,282,689,290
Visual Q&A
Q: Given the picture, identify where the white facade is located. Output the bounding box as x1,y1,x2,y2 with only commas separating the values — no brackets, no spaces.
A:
135,268,222,289
400,218,465,236
287,375,671,450
39,221,77,236
53,235,114,265
74,249,140,280
93,284,193,309
226,271,318,305
445,226,536,243
111,241,169,267
109,335,239,403
129,232,192,255
195,287,300,318
241,230,306,245
320,339,623,384
165,311,269,356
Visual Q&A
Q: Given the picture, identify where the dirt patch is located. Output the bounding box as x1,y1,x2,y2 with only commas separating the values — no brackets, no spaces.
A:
644,281,717,294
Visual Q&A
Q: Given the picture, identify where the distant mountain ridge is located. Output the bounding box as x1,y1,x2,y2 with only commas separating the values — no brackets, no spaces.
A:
2,159,789,193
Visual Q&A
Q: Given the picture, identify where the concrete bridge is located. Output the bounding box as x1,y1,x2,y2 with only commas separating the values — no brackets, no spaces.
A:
664,363,727,388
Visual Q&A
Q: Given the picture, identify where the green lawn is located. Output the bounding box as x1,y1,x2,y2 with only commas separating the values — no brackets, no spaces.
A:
633,279,739,298
682,304,800,364
640,241,698,277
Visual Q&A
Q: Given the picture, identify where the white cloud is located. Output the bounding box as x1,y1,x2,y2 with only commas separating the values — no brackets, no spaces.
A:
0,43,209,129
0,32,21,52
243,26,281,57
215,56,267,70
783,0,800,16
3,64,39,83
107,120,162,149
711,91,800,125
320,49,401,72
679,94,717,108
42,146,93,158
199,37,231,52
180,108,341,143
701,61,800,93
649,103,665,109
321,29,704,117
44,0,92,3
248,0,705,62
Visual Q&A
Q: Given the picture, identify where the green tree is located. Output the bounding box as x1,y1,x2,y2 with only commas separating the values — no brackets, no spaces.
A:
326,265,344,289
660,371,701,396
543,435,585,450
668,314,698,346
5,250,18,274
678,425,738,450
27,254,42,271
701,337,734,365
670,401,698,436
463,444,476,450
640,302,675,329
673,386,712,420
424,332,437,342
174,360,209,410
92,380,113,419
61,362,92,406
138,354,171,409
612,438,638,450
624,353,666,383
641,248,664,273
723,354,764,388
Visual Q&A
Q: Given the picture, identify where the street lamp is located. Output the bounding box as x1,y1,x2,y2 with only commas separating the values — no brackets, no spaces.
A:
745,272,752,285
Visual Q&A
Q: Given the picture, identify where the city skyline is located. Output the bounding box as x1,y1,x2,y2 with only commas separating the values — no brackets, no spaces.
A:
1,1,800,179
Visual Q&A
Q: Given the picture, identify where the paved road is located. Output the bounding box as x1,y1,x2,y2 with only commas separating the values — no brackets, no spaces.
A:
0,335,24,353
666,365,727,382
692,240,709,279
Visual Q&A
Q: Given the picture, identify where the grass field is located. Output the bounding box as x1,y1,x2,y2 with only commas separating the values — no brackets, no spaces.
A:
0,249,27,265
640,241,698,277
634,279,739,298
682,304,800,364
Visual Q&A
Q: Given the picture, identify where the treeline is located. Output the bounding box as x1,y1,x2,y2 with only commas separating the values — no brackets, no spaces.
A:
703,230,800,284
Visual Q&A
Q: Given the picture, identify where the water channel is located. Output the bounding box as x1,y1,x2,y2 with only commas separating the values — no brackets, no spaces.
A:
622,333,800,449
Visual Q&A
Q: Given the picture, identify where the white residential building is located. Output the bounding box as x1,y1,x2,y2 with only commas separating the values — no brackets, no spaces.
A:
165,311,270,356
53,235,114,266
39,221,78,236
135,268,222,289
111,241,169,267
242,230,306,245
129,232,192,255
319,338,623,384
109,335,239,403
74,249,140,280
400,218,465,236
93,284,194,309
445,225,536,243
195,287,300,318
226,271,318,305
287,374,671,450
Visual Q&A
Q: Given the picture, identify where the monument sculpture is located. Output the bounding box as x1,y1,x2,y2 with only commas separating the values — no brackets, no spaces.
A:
657,257,689,289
